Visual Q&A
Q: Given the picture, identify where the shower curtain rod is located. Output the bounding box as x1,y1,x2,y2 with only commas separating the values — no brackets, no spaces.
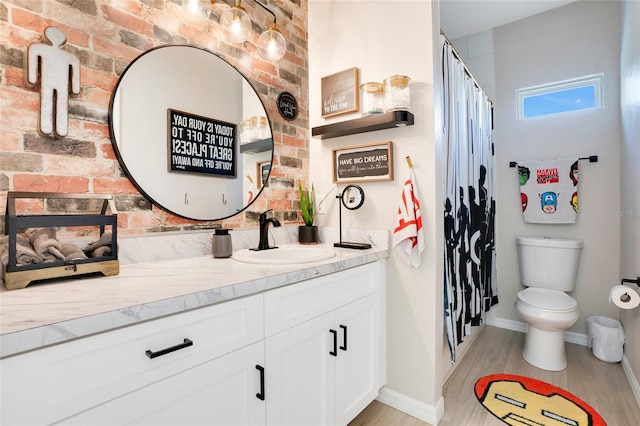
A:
440,30,491,103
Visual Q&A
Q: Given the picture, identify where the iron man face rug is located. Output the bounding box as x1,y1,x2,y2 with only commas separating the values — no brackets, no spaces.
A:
475,374,606,425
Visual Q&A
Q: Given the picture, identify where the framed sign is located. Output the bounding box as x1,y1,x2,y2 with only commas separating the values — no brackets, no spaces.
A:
168,109,236,177
257,160,271,188
321,67,359,118
332,141,394,184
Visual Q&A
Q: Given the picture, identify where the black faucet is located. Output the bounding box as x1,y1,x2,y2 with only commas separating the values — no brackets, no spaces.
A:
256,209,281,250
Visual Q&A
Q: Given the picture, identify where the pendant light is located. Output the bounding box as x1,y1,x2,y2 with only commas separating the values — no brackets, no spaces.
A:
221,0,251,44
257,22,286,61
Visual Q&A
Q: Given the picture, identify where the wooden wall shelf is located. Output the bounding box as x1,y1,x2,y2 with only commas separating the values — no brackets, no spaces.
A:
311,110,414,140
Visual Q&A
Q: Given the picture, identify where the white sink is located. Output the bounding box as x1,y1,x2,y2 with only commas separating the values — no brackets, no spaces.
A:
232,244,336,265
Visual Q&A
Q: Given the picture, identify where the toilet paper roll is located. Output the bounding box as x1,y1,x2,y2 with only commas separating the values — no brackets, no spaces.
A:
609,284,640,310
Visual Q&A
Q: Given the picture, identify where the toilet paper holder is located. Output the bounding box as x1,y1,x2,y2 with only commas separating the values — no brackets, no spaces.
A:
621,277,640,287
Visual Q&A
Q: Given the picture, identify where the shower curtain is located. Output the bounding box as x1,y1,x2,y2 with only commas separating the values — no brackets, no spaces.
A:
441,35,497,363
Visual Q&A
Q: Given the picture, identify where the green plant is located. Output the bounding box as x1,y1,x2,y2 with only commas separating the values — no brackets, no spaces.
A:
297,180,316,226
297,181,335,226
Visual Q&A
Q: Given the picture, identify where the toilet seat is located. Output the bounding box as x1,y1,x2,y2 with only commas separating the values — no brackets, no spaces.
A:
517,288,577,312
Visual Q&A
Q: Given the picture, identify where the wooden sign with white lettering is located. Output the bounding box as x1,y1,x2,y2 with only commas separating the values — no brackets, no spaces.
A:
332,141,394,183
167,109,236,177
321,67,359,118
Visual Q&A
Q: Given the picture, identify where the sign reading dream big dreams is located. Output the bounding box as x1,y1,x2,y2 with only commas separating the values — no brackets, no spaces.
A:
168,109,236,177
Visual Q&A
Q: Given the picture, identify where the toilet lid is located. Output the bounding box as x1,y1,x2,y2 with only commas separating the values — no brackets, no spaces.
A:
517,288,577,311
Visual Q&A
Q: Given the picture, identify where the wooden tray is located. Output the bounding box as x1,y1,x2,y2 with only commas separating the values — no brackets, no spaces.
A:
3,192,119,290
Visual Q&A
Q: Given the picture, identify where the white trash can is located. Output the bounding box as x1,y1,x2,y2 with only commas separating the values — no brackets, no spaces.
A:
587,316,625,363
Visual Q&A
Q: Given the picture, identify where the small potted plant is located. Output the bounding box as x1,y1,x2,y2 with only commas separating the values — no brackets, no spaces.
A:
297,180,326,244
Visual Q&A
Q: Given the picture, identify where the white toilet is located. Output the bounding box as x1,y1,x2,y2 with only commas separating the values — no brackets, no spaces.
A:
514,236,583,371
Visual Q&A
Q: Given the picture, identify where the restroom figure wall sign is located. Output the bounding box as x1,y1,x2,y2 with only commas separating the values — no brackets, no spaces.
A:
25,27,80,137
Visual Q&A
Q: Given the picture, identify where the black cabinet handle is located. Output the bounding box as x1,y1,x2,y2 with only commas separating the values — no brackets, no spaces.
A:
329,329,338,356
339,325,347,351
145,338,193,359
256,365,265,401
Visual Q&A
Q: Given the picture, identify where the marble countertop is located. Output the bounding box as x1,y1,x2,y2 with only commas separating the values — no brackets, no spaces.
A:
0,243,388,358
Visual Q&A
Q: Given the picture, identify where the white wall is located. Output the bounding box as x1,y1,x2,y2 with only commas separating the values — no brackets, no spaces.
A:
308,1,444,421
450,29,495,102
493,0,622,335
619,0,640,393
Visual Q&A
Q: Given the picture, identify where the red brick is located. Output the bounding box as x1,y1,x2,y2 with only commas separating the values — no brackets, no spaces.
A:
93,37,141,63
13,174,89,193
82,122,111,141
127,210,163,229
282,134,307,148
267,199,293,211
101,5,153,38
83,87,112,110
4,68,25,88
0,130,20,151
11,9,48,34
45,156,114,177
92,177,137,194
1,86,39,111
100,143,117,160
80,67,118,93
14,199,44,214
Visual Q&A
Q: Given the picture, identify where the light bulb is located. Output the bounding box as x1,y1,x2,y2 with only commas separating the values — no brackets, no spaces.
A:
221,2,251,43
257,25,286,61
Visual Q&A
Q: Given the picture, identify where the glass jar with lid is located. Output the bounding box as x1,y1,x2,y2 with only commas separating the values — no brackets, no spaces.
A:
251,116,269,140
239,119,252,144
360,82,385,117
383,74,411,112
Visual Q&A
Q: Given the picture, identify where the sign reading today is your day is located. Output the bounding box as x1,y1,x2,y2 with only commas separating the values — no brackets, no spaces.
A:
167,109,236,177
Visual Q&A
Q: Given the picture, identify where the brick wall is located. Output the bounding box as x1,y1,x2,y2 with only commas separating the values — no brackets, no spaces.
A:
0,0,309,235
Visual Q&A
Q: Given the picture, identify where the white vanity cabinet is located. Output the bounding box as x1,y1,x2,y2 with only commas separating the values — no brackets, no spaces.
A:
0,260,385,426
0,293,265,426
264,262,384,426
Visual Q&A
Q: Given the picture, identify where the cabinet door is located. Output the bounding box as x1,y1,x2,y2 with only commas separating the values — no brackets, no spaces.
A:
335,293,381,426
56,341,266,426
265,312,336,426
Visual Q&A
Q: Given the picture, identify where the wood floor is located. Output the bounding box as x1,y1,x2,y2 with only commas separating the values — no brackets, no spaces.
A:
350,326,640,425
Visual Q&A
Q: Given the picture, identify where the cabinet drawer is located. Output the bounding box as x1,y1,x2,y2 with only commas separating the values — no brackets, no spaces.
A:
0,294,263,425
264,262,381,337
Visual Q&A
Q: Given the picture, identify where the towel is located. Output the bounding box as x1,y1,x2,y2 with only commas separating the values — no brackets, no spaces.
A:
0,234,43,266
26,227,65,263
83,232,113,258
517,158,579,224
60,243,88,261
392,168,425,268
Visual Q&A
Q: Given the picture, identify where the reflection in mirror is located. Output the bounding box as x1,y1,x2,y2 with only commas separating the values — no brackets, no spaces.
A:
109,45,273,221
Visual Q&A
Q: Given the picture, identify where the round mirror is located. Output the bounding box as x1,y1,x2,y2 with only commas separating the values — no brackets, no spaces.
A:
341,185,365,210
109,45,273,221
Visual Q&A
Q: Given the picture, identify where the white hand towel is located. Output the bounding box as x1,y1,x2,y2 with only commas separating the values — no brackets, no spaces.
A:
517,157,579,224
393,169,425,268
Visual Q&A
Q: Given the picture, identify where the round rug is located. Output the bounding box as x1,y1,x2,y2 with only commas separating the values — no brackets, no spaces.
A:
475,373,606,426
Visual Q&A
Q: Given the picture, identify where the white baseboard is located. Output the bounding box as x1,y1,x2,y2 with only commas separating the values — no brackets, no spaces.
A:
491,317,588,346
377,387,445,425
622,355,640,408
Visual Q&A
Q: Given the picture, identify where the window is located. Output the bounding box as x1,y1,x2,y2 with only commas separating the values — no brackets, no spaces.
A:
517,73,603,119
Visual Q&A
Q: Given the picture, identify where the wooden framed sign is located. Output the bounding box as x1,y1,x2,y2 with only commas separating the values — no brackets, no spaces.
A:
332,141,394,184
321,67,359,118
256,160,271,188
168,109,236,177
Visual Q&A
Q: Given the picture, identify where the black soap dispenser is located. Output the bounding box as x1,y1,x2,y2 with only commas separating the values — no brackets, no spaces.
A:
212,228,232,258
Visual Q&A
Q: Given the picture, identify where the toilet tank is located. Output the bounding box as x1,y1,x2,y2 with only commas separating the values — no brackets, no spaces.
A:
516,236,583,291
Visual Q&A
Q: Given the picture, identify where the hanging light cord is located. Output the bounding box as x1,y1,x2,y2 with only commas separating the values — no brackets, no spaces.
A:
253,0,277,25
